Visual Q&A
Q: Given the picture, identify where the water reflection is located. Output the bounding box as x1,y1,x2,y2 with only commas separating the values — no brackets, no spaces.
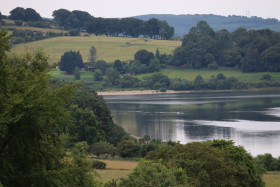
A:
104,92,280,156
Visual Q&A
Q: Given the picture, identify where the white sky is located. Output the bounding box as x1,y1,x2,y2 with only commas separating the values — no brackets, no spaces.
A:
1,0,280,20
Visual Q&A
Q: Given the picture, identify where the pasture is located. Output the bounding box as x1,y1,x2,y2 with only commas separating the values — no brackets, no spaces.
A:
10,35,181,64
94,160,138,183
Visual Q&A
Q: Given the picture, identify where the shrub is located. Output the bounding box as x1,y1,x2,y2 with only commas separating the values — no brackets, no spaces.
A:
261,74,272,81
159,88,166,92
14,20,23,26
69,29,80,36
92,160,106,170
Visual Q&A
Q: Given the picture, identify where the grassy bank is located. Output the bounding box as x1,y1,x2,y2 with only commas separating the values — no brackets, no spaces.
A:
10,35,181,64
263,171,280,187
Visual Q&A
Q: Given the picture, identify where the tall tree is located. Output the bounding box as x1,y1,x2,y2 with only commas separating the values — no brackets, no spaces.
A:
88,45,97,65
52,9,72,29
0,28,97,186
9,7,25,21
59,50,84,74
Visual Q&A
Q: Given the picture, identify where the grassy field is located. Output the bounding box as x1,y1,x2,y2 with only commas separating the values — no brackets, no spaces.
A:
94,160,138,183
263,171,280,187
10,35,181,64
49,66,280,86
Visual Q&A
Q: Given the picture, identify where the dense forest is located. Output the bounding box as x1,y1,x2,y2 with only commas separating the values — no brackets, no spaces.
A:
172,20,280,72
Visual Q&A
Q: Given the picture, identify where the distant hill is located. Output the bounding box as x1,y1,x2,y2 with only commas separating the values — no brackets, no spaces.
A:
134,14,280,36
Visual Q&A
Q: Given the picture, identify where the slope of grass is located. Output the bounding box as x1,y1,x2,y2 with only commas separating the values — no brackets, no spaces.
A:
263,171,280,187
10,35,181,64
94,160,138,183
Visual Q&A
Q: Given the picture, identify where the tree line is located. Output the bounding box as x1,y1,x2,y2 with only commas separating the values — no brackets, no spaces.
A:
5,7,174,39
171,20,280,72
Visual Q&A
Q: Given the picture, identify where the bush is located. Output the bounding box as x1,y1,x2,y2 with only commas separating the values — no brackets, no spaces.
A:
208,62,218,70
159,88,166,92
14,20,23,26
92,160,106,170
69,29,80,36
261,74,272,81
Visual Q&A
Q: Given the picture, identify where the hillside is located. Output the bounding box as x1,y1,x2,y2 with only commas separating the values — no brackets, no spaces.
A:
134,14,280,36
10,35,180,64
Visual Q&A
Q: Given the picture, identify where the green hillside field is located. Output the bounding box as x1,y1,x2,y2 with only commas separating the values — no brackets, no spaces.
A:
10,35,181,64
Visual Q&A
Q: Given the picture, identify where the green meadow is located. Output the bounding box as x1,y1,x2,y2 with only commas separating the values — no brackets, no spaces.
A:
10,35,181,64
50,66,280,84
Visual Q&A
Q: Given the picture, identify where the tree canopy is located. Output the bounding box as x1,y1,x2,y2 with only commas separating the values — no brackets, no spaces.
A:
0,28,97,186
59,50,84,74
9,7,42,22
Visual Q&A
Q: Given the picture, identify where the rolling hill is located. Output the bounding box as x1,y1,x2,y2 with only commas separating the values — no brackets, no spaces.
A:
10,35,180,64
134,14,280,36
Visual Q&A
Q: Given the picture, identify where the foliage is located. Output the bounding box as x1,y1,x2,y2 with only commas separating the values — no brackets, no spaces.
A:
89,141,116,157
117,140,141,158
119,159,188,187
134,49,154,65
146,140,265,187
59,50,84,74
88,45,97,64
85,16,174,39
0,29,98,186
71,86,128,145
74,66,81,80
171,20,280,72
93,69,103,81
68,105,105,145
255,153,280,171
92,160,107,170
9,7,42,22
69,29,80,36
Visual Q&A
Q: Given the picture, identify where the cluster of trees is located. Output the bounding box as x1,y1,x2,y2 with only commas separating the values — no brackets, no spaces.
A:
255,153,280,171
119,140,265,186
86,17,174,39
171,20,280,72
9,7,42,22
0,28,129,186
52,8,174,39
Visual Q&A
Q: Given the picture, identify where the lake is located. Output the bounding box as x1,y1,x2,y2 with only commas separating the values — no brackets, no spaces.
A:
103,91,280,157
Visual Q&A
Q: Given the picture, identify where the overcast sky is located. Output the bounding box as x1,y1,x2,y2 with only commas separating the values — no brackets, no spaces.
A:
1,0,280,20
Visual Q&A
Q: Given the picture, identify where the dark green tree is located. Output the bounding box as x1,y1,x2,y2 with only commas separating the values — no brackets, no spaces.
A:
69,105,105,145
71,86,128,145
143,18,160,38
9,7,25,20
119,160,188,186
134,49,154,65
74,66,81,80
52,9,72,29
117,139,141,158
93,69,103,81
59,50,84,74
23,8,42,22
89,141,116,157
0,29,97,186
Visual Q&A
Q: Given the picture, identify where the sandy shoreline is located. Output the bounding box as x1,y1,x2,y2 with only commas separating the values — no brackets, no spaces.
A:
97,90,191,96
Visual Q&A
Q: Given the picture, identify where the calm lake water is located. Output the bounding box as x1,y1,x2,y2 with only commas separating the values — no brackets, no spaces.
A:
103,91,280,157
